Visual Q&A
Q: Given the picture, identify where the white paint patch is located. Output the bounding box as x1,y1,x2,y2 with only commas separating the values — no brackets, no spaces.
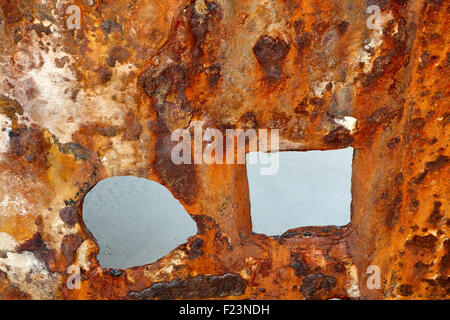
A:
0,252,42,273
334,116,357,132
0,251,57,299
0,193,29,216
275,139,306,151
101,138,137,176
346,264,361,298
0,14,138,144
23,48,79,142
313,81,331,98
145,249,186,281
194,0,208,15
84,62,137,128
364,38,377,51
42,20,52,27
0,232,17,251
0,114,12,153
355,11,394,73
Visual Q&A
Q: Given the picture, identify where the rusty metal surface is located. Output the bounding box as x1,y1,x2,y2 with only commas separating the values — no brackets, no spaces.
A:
0,0,448,299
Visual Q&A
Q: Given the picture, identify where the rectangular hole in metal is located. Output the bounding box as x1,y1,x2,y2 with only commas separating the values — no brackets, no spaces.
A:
246,148,353,236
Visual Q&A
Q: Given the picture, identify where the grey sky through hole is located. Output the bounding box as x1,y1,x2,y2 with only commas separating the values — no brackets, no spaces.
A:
246,148,353,235
83,176,197,269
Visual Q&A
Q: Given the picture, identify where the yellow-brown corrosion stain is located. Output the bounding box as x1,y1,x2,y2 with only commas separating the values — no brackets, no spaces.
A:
0,0,448,300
